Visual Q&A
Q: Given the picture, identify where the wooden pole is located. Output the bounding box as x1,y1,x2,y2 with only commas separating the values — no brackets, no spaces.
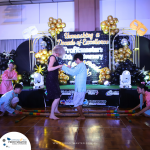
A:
22,109,135,114
16,112,135,117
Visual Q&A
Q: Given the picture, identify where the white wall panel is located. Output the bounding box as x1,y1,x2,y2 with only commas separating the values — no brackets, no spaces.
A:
136,0,150,19
40,3,57,23
22,4,39,24
116,0,135,20
99,0,115,22
58,2,74,22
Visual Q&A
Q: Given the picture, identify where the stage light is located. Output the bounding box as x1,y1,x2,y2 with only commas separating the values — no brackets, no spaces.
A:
104,81,110,86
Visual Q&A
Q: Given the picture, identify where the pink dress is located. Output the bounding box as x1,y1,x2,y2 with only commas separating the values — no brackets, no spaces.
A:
0,70,17,94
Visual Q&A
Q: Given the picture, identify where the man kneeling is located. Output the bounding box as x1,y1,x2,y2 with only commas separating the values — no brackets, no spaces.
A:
0,83,25,116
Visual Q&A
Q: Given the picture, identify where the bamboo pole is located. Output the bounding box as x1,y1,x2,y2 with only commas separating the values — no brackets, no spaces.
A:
22,109,135,114
16,112,136,117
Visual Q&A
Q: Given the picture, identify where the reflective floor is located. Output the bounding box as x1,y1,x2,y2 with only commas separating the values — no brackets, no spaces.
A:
0,107,150,150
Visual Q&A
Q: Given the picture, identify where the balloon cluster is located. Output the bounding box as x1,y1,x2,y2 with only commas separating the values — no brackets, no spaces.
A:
48,17,66,38
100,15,119,35
35,49,52,65
58,70,69,85
98,67,111,85
19,71,30,86
114,45,132,63
111,59,145,85
0,50,16,71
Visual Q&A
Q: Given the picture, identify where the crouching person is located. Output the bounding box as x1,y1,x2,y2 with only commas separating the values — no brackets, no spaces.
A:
0,83,25,116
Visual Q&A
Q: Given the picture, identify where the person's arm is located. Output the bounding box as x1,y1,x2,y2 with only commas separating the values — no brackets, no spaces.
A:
2,70,17,81
3,94,16,114
135,106,150,116
130,102,145,111
12,70,17,80
62,64,81,76
48,56,63,71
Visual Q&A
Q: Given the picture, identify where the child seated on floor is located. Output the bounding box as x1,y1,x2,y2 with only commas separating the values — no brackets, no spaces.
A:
0,83,25,116
131,82,150,117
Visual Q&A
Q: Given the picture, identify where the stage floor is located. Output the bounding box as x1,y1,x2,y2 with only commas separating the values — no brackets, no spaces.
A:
0,107,150,150
23,84,150,90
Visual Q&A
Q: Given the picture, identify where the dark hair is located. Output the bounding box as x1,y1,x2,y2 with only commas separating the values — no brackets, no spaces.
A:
8,62,15,65
14,83,23,90
73,53,83,61
137,83,148,91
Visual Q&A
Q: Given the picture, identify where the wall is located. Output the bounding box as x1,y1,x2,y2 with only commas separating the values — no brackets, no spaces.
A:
0,2,74,39
99,0,150,35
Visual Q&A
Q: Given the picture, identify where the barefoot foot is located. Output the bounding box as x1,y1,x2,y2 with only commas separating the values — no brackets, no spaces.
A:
49,116,60,120
76,116,85,120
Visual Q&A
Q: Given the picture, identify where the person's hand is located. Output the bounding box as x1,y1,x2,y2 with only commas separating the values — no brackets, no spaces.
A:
14,110,20,114
12,77,17,80
67,65,71,68
20,108,26,111
135,113,140,116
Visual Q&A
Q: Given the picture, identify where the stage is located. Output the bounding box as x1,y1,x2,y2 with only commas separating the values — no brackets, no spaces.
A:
18,85,150,109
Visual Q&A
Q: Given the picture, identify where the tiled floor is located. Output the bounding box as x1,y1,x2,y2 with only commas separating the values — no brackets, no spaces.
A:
0,107,150,150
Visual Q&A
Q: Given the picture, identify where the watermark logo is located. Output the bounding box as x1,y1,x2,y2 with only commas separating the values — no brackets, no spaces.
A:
0,132,31,150
106,90,119,96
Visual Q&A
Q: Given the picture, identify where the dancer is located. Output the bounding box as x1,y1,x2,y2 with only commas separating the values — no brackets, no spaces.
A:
0,83,25,116
46,45,65,120
131,82,150,117
0,60,17,96
62,53,87,120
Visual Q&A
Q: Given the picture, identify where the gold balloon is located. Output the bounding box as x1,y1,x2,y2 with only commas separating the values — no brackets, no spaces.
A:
114,50,118,54
41,55,46,60
111,24,117,29
109,19,114,25
125,53,130,58
100,72,105,76
110,30,115,35
103,28,109,34
56,30,60,34
40,60,45,64
101,26,105,30
114,28,119,33
50,30,55,35
105,69,111,75
105,25,109,29
43,49,47,54
122,50,126,54
38,52,42,56
114,55,118,59
107,15,113,21
48,22,51,27
49,17,53,21
61,22,66,28
57,18,62,23
100,21,106,28
56,23,61,28
98,79,104,85
124,57,127,61
123,45,128,50
120,59,124,62
58,27,63,32
50,24,55,29
39,50,42,52
126,48,132,54
105,20,110,26
17,75,22,80
113,18,119,24
119,48,123,53
53,19,57,24
48,50,52,55
129,58,133,62
115,59,120,63
101,75,106,79
119,53,124,59
48,28,52,33
106,75,111,80
35,53,39,58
